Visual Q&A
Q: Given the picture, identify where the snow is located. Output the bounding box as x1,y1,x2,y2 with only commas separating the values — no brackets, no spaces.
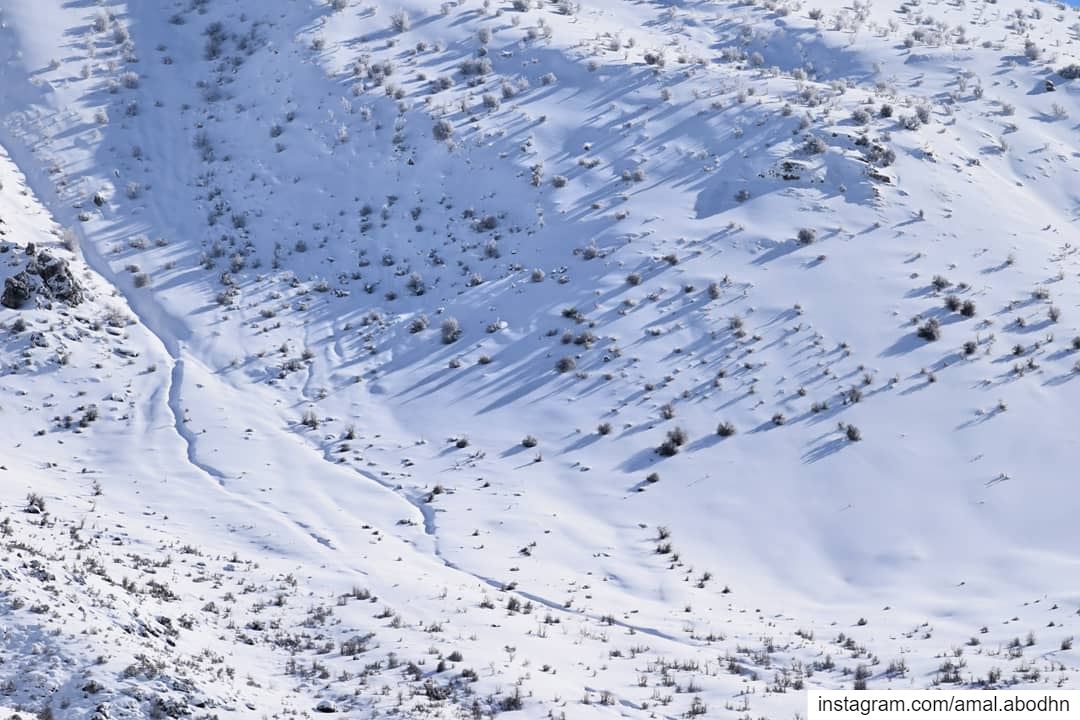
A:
0,0,1079,717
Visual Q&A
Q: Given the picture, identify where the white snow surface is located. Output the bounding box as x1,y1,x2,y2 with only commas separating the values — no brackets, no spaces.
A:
0,0,1079,717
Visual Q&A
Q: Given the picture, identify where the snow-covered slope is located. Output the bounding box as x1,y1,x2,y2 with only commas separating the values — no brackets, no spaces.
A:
1,0,1079,716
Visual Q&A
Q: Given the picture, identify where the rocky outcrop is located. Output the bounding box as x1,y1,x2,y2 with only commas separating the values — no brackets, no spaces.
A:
1,250,84,309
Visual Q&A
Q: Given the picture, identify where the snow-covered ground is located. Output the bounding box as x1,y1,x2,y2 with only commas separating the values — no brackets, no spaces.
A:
1,0,1079,717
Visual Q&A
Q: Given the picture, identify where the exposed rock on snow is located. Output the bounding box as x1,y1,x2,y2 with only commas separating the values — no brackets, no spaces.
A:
2,250,83,308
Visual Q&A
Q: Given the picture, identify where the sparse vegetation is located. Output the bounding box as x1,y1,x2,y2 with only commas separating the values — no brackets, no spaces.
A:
555,356,576,373
657,427,688,456
2,5,1075,714
917,318,941,341
436,317,461,344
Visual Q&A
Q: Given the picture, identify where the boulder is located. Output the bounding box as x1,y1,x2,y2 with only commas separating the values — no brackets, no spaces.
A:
1,250,84,309
31,251,83,305
1,271,35,309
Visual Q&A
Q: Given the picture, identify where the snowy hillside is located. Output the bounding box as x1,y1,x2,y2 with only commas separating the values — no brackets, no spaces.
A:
1,0,1079,717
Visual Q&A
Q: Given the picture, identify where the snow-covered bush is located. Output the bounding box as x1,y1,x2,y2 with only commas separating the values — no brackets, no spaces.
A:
390,9,410,32
433,119,454,140
917,317,941,341
804,136,828,154
441,317,462,344
657,427,687,456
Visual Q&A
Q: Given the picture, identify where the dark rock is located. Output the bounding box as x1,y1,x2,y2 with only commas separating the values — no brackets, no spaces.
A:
1,250,84,309
31,251,83,305
2,271,34,309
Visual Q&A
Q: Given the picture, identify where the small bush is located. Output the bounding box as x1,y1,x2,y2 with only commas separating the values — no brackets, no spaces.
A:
917,317,941,341
716,421,736,437
960,300,976,318
797,228,816,245
853,664,871,690
406,273,426,296
804,136,828,154
521,435,538,448
409,315,429,334
597,422,613,435
390,9,410,32
432,119,454,141
845,424,862,442
460,57,492,76
656,427,687,456
26,492,46,513
80,404,99,426
555,356,576,373
441,317,462,344
931,275,951,292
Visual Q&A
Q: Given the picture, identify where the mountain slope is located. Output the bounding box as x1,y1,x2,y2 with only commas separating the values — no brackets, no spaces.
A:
1,0,1079,717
